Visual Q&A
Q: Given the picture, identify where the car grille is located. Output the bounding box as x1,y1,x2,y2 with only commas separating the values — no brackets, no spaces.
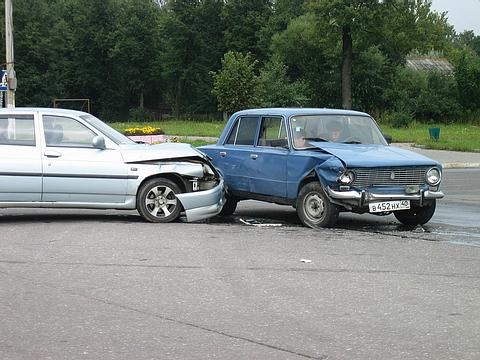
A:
352,167,428,187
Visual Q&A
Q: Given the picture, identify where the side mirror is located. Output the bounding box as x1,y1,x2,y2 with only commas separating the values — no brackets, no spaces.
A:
383,134,392,144
93,135,106,149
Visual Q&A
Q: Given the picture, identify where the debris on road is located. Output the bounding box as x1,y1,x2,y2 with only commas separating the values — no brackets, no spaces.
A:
240,218,282,227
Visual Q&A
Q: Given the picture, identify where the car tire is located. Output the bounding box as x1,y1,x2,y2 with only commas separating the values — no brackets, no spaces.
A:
394,200,436,226
137,178,183,223
296,182,339,228
219,195,238,216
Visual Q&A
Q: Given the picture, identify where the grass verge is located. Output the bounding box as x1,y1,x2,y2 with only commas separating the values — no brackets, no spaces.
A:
379,122,480,152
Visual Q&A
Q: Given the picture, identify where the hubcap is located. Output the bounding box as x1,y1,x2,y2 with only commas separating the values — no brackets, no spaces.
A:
145,185,177,218
305,193,325,219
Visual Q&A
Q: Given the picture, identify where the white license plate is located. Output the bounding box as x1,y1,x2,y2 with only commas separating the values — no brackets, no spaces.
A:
369,200,410,213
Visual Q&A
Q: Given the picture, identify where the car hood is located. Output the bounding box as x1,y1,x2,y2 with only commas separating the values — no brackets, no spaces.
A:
119,142,207,163
309,142,441,167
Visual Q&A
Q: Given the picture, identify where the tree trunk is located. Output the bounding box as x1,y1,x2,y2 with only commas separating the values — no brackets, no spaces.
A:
341,25,353,110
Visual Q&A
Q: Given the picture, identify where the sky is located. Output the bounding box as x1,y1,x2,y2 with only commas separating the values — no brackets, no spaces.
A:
430,0,480,35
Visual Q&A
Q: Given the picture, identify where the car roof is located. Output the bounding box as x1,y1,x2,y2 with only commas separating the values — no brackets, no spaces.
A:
230,108,371,118
0,107,88,117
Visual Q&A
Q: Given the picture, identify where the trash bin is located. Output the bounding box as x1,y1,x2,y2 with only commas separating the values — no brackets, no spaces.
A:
428,127,440,141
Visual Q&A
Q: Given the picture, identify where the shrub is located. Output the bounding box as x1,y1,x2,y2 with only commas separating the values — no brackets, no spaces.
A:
128,107,152,122
384,112,413,128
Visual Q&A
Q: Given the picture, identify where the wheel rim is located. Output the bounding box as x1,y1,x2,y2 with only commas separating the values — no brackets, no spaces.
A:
144,185,178,219
304,192,326,221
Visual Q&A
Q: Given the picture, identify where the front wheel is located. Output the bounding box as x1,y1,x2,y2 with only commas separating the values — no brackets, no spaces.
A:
394,200,436,226
137,178,183,223
296,182,339,229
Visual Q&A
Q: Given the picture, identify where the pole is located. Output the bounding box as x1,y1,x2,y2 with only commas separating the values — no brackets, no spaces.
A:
5,0,15,108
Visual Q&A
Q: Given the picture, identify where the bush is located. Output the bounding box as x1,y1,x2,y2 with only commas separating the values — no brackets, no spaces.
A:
384,66,461,122
384,112,413,128
128,107,152,122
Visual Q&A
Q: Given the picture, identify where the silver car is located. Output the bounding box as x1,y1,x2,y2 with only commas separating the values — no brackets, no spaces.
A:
0,107,225,222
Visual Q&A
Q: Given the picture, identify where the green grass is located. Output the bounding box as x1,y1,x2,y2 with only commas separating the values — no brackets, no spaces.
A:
379,122,480,152
110,120,480,152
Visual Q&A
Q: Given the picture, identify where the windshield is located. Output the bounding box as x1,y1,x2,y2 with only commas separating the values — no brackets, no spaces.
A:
290,114,387,149
81,114,135,145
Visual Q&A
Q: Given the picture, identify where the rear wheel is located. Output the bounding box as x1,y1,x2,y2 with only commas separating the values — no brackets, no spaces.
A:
137,178,182,222
394,200,436,226
296,182,339,228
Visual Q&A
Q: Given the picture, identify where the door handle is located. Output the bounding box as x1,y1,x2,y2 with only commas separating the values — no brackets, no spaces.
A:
220,151,226,157
250,154,258,160
44,150,62,158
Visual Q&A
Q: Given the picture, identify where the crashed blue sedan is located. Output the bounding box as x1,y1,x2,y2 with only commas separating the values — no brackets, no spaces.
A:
200,108,444,228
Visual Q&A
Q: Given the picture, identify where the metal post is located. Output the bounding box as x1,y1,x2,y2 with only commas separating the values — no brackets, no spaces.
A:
5,0,15,108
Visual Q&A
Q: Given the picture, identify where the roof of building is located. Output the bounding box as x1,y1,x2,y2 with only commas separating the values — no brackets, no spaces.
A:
406,58,454,72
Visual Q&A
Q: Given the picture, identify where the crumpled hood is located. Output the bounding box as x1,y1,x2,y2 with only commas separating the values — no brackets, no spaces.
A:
309,142,441,168
119,142,207,163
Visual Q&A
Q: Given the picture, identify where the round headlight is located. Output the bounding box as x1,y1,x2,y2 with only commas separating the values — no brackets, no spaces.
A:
426,167,441,186
338,171,355,185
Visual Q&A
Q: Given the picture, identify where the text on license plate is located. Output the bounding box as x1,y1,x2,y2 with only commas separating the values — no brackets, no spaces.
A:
369,200,410,213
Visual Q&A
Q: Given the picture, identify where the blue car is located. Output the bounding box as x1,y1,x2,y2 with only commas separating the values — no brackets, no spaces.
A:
200,108,444,228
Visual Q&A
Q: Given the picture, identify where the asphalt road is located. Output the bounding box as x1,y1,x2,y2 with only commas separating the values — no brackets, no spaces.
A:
0,169,479,360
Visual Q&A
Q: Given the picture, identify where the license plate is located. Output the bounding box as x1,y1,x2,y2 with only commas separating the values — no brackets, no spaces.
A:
369,200,410,213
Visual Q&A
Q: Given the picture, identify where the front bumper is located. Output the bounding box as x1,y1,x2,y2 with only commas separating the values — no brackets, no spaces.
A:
176,179,226,222
326,186,444,208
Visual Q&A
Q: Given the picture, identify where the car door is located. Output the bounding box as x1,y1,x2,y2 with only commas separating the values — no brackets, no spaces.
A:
215,115,260,193
0,114,42,202
249,116,288,197
41,114,129,204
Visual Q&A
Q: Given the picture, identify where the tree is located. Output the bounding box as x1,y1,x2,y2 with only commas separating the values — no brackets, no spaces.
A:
270,13,339,107
61,0,123,117
9,0,72,106
211,51,259,114
159,0,225,116
305,0,453,110
384,65,459,120
451,49,480,111
454,31,480,56
306,0,382,109
257,55,309,107
109,0,161,111
222,0,274,62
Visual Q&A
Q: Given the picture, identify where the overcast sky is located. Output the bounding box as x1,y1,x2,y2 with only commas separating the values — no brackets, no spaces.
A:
430,0,480,35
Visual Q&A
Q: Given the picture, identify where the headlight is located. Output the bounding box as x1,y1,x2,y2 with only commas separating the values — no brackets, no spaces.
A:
338,170,355,185
426,167,441,186
202,163,215,176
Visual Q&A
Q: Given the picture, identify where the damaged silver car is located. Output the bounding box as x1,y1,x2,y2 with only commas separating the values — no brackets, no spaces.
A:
0,108,224,222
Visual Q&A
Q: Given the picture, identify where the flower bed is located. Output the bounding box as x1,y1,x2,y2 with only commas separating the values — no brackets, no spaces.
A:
124,126,164,136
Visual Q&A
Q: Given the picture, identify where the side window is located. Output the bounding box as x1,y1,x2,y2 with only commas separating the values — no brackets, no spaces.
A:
0,115,35,146
258,117,287,147
43,115,97,147
225,116,259,146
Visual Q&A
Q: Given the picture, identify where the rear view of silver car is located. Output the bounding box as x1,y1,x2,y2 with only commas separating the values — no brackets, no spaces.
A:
0,108,224,223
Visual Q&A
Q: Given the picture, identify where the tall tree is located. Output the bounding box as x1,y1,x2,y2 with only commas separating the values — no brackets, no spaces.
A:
109,0,161,110
9,0,72,106
304,0,453,110
211,51,259,114
160,0,224,116
62,0,122,116
222,0,274,62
